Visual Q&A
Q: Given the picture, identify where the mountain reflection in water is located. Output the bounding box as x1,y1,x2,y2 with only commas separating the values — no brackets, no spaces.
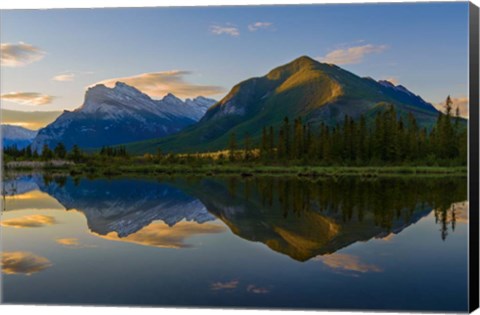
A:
3,175,467,261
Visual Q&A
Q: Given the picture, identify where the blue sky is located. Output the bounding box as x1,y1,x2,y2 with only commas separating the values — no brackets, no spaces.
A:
0,2,470,128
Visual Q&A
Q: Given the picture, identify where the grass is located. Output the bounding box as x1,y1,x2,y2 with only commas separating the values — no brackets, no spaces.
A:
4,160,467,178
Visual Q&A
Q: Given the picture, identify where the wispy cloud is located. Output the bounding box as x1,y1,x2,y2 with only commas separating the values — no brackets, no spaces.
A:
246,285,270,294
53,73,75,82
94,221,225,249
318,44,388,65
434,96,469,118
211,280,239,291
210,24,240,37
382,77,399,85
1,92,55,106
1,252,52,275
95,70,225,99
1,42,46,67
56,238,96,248
1,215,57,228
248,21,273,31
315,253,382,273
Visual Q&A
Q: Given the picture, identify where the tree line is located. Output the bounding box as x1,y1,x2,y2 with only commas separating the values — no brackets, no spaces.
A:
4,143,128,163
3,97,466,167
228,97,466,165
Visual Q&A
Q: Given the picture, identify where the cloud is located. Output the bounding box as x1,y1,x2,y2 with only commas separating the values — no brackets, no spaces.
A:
248,22,273,31
1,215,57,228
211,280,239,291
434,96,469,118
246,285,270,294
94,221,226,249
53,73,75,82
95,71,225,99
377,233,396,242
383,77,399,85
1,92,55,106
318,44,388,65
210,24,240,37
56,238,96,248
1,42,46,67
1,252,52,275
0,109,62,130
315,253,382,273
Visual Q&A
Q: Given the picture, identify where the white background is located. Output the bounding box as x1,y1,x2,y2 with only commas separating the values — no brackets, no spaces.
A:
1,0,479,315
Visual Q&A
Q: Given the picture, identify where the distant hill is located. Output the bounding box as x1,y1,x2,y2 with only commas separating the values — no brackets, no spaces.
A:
1,109,62,131
1,125,38,149
126,56,441,154
31,82,216,151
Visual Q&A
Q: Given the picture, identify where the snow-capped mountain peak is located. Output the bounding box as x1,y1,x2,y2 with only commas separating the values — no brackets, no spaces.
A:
32,82,217,150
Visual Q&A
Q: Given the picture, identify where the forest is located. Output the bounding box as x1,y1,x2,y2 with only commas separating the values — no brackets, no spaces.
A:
3,97,467,169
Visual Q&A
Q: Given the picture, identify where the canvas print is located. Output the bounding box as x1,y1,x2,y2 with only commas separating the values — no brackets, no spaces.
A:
1,1,478,313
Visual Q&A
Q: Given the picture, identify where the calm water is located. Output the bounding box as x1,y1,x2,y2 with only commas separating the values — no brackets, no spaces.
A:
1,174,469,311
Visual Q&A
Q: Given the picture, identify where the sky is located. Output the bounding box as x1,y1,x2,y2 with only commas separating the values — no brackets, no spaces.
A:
0,2,471,129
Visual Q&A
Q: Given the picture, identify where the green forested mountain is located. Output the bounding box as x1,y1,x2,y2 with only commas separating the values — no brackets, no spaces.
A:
122,56,441,153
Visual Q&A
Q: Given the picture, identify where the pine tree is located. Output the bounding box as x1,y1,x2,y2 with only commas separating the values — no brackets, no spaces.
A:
261,127,268,159
283,117,291,159
70,144,83,163
54,142,67,159
41,144,54,161
244,132,252,161
228,132,237,161
268,126,275,159
357,115,367,164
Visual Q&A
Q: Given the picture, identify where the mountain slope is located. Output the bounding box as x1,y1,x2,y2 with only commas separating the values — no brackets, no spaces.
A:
126,56,440,154
2,125,38,149
32,82,216,151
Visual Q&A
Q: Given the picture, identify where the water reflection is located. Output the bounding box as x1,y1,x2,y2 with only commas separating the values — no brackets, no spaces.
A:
1,174,469,311
3,175,467,261
177,176,467,260
1,214,57,228
94,221,225,248
1,251,52,275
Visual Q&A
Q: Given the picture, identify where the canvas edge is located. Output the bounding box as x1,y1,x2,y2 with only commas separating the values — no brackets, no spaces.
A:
469,1,480,313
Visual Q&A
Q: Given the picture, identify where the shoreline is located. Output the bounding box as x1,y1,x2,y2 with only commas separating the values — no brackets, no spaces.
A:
3,161,468,178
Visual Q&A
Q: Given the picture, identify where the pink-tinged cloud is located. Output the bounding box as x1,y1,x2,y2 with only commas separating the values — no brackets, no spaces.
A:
1,252,52,275
1,92,55,106
315,253,383,273
56,238,96,248
53,73,75,82
434,96,469,118
94,70,225,99
318,44,388,65
382,77,399,85
1,214,57,228
94,221,225,249
210,280,239,291
1,42,46,67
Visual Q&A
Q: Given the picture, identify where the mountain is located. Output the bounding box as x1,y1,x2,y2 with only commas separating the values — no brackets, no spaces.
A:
31,82,216,151
1,125,38,149
4,175,215,237
126,56,440,154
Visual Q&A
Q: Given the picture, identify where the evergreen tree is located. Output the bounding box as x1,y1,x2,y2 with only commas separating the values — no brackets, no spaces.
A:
228,132,237,161
70,144,83,163
244,132,252,161
41,144,54,161
54,142,67,159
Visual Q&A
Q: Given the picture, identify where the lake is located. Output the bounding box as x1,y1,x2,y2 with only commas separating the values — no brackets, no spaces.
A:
1,174,469,312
